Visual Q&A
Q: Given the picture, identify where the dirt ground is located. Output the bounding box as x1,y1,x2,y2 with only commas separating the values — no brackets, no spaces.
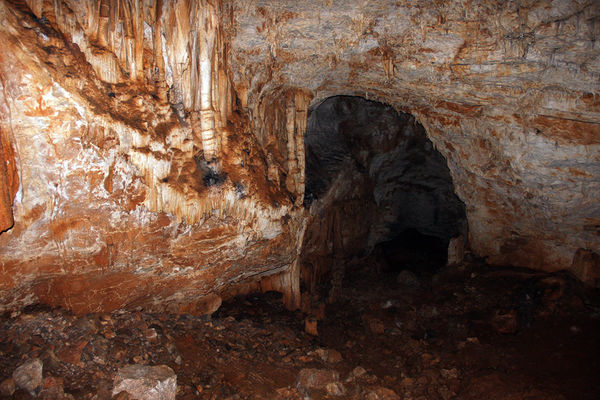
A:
0,258,599,399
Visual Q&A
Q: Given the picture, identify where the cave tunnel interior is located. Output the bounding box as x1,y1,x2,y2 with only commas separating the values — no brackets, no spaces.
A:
1,0,600,397
303,96,467,282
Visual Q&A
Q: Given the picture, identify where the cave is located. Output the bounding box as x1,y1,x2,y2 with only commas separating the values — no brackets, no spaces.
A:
0,0,599,399
302,95,467,294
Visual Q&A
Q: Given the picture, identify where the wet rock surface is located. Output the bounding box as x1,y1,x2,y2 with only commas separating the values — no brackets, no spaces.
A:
0,260,597,399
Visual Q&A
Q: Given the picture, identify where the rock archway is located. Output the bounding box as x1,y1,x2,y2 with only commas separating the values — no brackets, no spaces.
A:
300,95,466,298
232,0,600,283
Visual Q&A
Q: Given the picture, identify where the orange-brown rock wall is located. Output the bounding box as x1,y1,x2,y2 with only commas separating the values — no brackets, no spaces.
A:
417,107,599,270
0,0,599,314
228,0,600,273
0,0,304,313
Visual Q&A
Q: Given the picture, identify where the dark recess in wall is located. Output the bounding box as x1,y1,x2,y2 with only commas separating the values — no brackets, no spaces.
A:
303,96,466,273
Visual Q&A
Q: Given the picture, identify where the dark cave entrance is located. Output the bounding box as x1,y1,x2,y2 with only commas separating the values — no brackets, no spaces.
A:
301,96,467,295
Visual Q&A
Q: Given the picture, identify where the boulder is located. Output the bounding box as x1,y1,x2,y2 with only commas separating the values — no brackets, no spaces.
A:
13,358,43,397
296,368,339,390
112,365,177,400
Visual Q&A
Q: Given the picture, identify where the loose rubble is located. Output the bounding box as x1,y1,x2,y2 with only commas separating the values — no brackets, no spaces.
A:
0,261,597,399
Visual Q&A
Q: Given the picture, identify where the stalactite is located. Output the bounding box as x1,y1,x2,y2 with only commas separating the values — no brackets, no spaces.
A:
197,3,218,161
293,91,310,205
0,0,309,313
259,261,300,310
97,0,109,47
284,98,298,195
24,0,238,182
24,0,234,131
166,126,194,155
0,126,18,232
129,150,170,184
253,88,311,205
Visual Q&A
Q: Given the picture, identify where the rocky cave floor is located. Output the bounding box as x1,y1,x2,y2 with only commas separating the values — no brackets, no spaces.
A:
1,258,599,400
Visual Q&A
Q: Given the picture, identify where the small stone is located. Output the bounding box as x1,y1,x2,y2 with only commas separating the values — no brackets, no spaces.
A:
571,248,600,287
93,379,113,399
440,368,459,380
315,348,342,363
438,385,455,400
13,358,43,397
366,386,400,400
39,376,73,400
56,339,88,367
325,381,346,396
346,366,367,382
368,318,385,334
145,328,158,343
304,316,318,336
275,387,300,399
43,376,63,390
0,377,16,397
491,310,518,334
100,314,112,323
296,368,339,390
112,364,177,400
570,325,580,334
177,294,222,316
397,270,420,288
400,377,414,388
112,391,133,399
102,327,116,339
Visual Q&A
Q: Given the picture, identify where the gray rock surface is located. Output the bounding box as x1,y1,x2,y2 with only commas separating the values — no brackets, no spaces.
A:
13,358,43,397
297,368,340,390
112,364,177,400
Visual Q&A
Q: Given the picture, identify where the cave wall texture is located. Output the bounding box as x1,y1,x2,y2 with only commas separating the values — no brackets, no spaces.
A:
0,0,599,313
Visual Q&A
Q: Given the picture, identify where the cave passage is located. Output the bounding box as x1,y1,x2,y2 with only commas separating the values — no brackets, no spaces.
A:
302,96,466,282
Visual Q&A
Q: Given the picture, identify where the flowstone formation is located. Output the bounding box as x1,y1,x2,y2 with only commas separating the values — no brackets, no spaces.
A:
0,0,599,315
0,0,305,314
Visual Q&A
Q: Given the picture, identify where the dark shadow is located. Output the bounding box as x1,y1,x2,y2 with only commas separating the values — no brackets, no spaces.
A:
302,95,466,278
